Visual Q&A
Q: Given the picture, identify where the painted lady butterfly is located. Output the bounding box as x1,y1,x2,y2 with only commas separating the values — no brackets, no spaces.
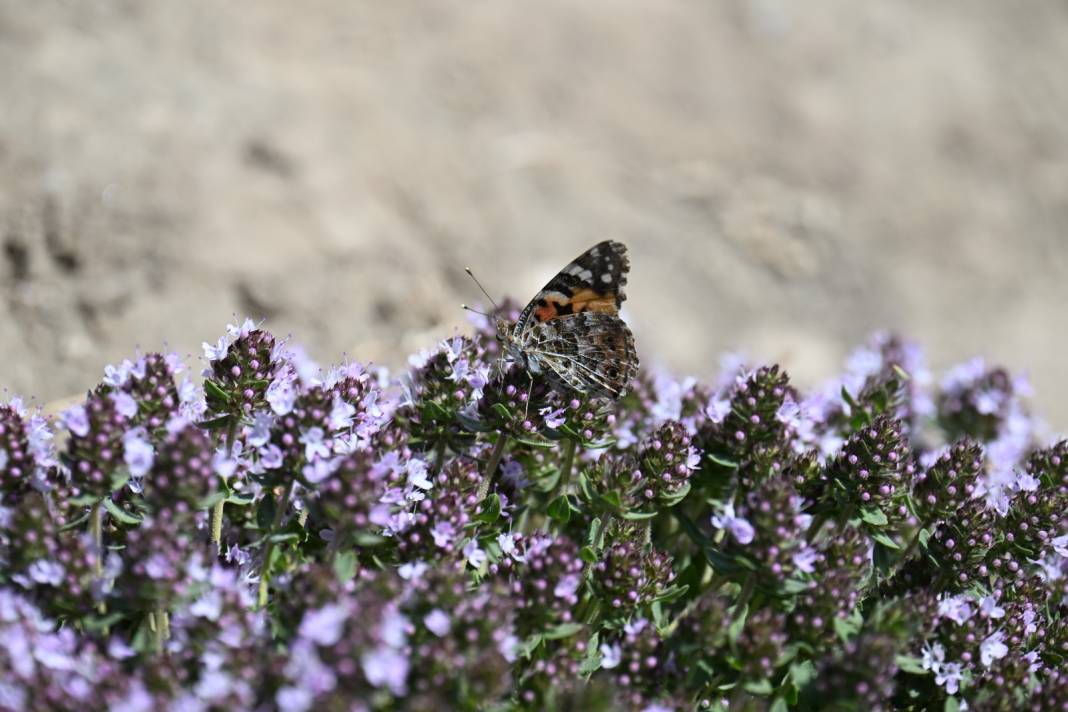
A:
468,241,639,400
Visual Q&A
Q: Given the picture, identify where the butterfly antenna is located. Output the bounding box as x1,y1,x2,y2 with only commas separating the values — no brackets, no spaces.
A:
464,267,500,312
462,304,491,318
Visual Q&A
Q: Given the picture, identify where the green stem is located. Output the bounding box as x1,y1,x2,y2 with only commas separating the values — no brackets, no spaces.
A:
556,438,577,499
890,521,927,580
212,417,240,556
89,501,103,577
257,481,295,609
477,435,509,502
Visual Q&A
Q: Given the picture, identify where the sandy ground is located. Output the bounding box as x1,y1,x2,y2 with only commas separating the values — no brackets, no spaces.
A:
1,1,1067,427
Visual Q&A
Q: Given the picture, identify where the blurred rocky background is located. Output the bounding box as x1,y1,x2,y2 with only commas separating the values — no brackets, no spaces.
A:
1,1,1066,426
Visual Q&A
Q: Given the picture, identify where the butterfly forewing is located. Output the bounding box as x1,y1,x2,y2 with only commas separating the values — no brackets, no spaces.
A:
512,241,638,400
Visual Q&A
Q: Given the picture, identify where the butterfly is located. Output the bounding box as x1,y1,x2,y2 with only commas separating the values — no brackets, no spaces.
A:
467,241,639,400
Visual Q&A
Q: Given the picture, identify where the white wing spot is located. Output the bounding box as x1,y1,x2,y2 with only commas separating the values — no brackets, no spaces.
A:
579,269,593,281
600,272,612,283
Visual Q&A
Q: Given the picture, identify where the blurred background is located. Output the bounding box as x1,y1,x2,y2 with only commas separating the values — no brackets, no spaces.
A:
1,1,1066,425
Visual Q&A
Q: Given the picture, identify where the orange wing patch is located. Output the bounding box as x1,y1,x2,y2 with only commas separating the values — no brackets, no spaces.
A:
533,289,619,323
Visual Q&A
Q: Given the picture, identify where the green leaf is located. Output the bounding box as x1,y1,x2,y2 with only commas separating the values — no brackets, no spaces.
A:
895,654,929,676
333,550,358,582
621,510,658,521
513,437,555,449
727,604,749,645
198,490,228,509
226,493,256,506
659,481,692,508
651,584,689,604
769,698,789,712
870,530,901,550
268,532,301,544
840,385,859,411
743,679,773,696
578,631,601,677
599,491,622,510
789,660,816,688
944,697,960,712
543,622,584,640
547,495,572,524
203,379,231,402
256,496,277,530
517,634,543,659
707,453,739,469
199,414,233,430
353,532,386,547
476,494,501,524
578,546,598,564
103,498,143,525
456,410,492,432
892,364,912,382
492,403,513,421
59,511,91,532
860,506,888,527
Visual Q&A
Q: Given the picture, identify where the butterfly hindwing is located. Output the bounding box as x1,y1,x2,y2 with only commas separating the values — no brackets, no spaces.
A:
524,311,639,399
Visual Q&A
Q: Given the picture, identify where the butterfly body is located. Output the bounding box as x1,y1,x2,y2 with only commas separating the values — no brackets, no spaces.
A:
497,241,638,400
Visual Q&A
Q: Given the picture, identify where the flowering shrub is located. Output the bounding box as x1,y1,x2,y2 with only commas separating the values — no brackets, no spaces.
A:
1,319,1066,711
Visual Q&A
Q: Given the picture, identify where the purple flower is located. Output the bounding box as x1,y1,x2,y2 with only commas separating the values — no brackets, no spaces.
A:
599,642,622,669
463,539,487,569
362,646,409,696
300,427,330,461
937,594,974,625
921,641,945,672
299,604,348,646
62,405,90,437
423,609,450,637
328,396,356,431
259,443,284,470
705,397,731,424
793,546,819,574
710,502,755,545
431,522,456,548
302,458,337,485
27,560,65,586
202,336,230,362
539,406,567,429
122,429,154,478
266,374,297,415
110,391,138,420
979,595,1005,619
406,458,432,491
935,661,963,695
275,687,313,712
212,446,239,480
980,630,1008,667
554,573,581,600
247,411,274,447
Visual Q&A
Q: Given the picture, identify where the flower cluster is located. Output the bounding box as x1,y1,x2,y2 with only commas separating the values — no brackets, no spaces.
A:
2,318,1068,710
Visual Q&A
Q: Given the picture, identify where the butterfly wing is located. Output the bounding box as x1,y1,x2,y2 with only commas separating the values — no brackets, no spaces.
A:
523,311,639,399
514,240,629,335
513,241,637,399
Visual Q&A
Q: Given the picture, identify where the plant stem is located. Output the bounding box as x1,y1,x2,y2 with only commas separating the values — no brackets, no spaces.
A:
477,435,509,502
211,417,240,557
257,481,295,609
556,437,577,498
89,501,103,577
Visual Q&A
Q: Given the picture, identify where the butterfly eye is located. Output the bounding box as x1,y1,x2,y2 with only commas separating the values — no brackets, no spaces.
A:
495,334,504,343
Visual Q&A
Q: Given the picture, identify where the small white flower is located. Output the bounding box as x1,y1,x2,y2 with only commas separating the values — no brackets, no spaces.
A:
710,502,755,545
937,593,974,625
979,595,1005,619
463,539,486,569
599,643,622,669
423,609,450,637
935,661,964,695
921,641,945,673
980,630,1008,667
